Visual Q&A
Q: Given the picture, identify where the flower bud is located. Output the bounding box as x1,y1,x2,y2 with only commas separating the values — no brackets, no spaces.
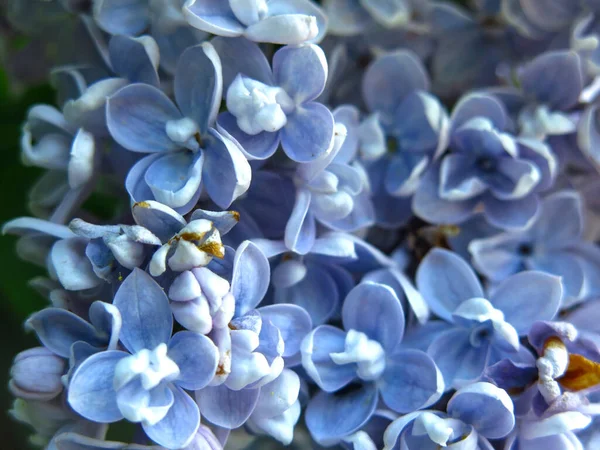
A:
9,347,65,401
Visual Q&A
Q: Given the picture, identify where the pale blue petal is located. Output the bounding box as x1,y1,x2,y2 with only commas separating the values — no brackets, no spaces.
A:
202,128,251,209
68,350,128,423
428,328,490,389
211,37,274,88
416,248,483,322
483,194,540,230
412,165,479,226
275,263,339,325
145,151,204,209
281,103,334,162
196,384,260,429
168,331,219,390
273,44,327,104
490,271,562,335
342,282,405,351
531,191,583,243
257,304,312,358
362,50,429,122
217,111,280,160
380,349,444,413
113,268,173,353
93,0,150,35
231,241,270,316
51,237,101,291
109,35,159,86
143,385,200,449
131,200,186,242
301,325,356,392
107,84,182,153
284,189,316,255
447,382,514,439
451,93,507,132
183,0,244,37
26,308,106,358
175,43,222,133
520,50,583,110
306,383,378,446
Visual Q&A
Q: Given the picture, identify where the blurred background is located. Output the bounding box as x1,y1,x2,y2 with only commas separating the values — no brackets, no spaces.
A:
0,69,53,447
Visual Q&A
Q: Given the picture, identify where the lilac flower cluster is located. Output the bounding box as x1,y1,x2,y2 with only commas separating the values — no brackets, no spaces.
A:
6,0,600,449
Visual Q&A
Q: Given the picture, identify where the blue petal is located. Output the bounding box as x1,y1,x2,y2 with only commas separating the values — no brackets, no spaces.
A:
168,331,219,390
232,241,270,316
416,248,484,322
306,383,378,446
26,308,105,358
393,91,449,154
175,43,223,133
89,301,122,351
483,194,540,230
145,151,204,209
412,165,479,226
531,191,583,244
107,84,182,153
201,128,251,209
301,325,356,392
273,44,327,104
428,328,490,389
68,350,128,423
183,0,245,37
274,262,339,325
196,384,260,429
143,385,200,449
113,268,173,353
217,112,280,160
380,349,444,413
211,36,274,88
257,304,312,358
520,51,583,111
363,267,429,324
451,93,507,131
281,102,334,162
284,189,316,255
578,103,600,171
489,271,562,335
131,200,186,243
51,237,101,291
93,0,150,35
109,35,160,86
362,50,429,123
447,382,515,439
342,282,405,351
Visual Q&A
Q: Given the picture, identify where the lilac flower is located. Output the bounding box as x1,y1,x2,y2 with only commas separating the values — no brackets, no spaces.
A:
383,382,515,449
323,0,430,36
108,42,250,212
213,37,335,163
362,49,449,198
301,282,444,445
415,248,561,389
413,93,557,230
469,191,600,306
183,0,327,45
67,269,219,449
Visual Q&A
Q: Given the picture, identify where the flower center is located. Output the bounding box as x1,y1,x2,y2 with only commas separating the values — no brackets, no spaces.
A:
226,75,294,135
329,329,386,381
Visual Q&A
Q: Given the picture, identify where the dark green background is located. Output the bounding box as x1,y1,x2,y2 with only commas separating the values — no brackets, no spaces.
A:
0,71,53,448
